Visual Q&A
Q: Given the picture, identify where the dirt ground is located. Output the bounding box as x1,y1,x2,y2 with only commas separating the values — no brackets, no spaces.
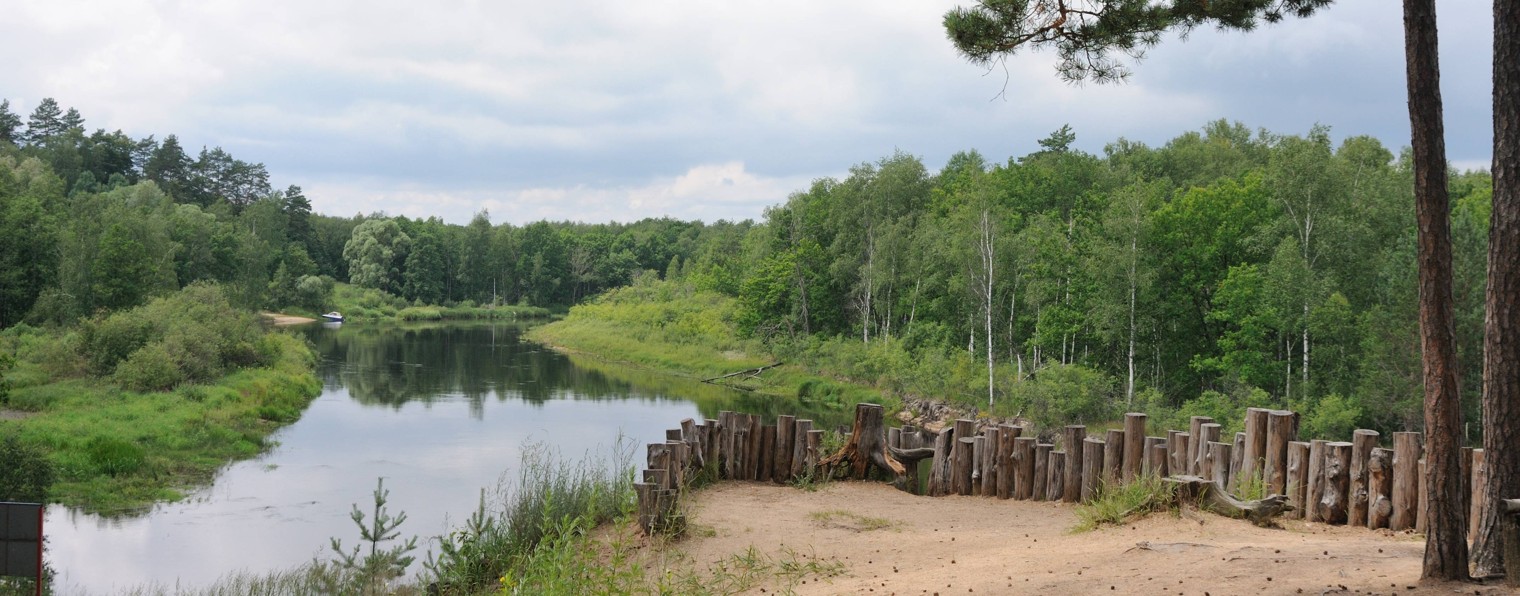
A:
259,311,317,326
667,481,1510,596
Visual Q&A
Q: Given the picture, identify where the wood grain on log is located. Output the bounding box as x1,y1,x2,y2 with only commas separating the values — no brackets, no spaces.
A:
1124,413,1146,483
1368,447,1393,529
1168,475,1292,527
1104,428,1124,485
1287,441,1310,520
1318,441,1352,524
1241,408,1269,489
1188,417,1215,475
1390,431,1420,531
1348,429,1379,527
1015,436,1036,500
1046,451,1065,502
774,415,795,483
1305,439,1327,523
1033,443,1051,501
1264,410,1296,497
1082,437,1105,502
1064,425,1086,502
1196,423,1221,478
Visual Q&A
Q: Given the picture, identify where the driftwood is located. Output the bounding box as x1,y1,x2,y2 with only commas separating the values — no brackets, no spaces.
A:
1167,475,1292,527
819,403,909,488
702,362,783,384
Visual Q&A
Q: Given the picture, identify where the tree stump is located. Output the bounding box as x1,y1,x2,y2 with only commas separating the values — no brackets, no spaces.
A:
1188,416,1215,475
1196,423,1222,478
949,419,976,495
980,429,1000,497
773,415,795,483
1082,437,1105,502
819,403,908,486
1264,410,1296,496
1015,436,1036,500
928,428,955,497
1046,451,1066,502
1123,413,1146,483
1368,447,1394,529
955,437,977,495
1209,441,1232,490
1103,429,1124,485
1348,429,1379,527
746,414,763,481
1167,475,1292,527
1241,408,1269,487
1033,443,1052,501
1305,439,1327,523
1390,431,1421,531
1143,436,1166,477
1166,430,1186,478
995,424,1020,499
1317,441,1352,524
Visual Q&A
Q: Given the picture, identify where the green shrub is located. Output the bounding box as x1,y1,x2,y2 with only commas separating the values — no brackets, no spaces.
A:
114,343,183,391
86,436,145,477
0,435,56,502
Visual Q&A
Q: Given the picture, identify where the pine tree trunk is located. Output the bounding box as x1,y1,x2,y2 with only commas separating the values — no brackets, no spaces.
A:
1405,0,1468,579
1475,0,1520,578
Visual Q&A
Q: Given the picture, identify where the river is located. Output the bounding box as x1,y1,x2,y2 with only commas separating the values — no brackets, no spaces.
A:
43,321,823,594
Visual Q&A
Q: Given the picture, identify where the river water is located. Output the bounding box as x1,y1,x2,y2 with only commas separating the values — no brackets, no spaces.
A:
43,322,818,594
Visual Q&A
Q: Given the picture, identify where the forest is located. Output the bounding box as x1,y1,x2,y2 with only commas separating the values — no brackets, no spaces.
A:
0,97,1494,440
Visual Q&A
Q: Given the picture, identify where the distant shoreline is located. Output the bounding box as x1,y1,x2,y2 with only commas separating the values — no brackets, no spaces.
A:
260,312,318,326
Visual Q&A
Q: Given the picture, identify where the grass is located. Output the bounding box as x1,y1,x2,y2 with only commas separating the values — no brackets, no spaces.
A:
2,331,321,513
808,509,896,532
1073,473,1180,532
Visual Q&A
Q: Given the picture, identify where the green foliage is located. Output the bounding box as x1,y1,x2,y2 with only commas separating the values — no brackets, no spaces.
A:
1004,364,1118,427
85,436,145,477
0,434,55,502
1296,393,1363,440
1074,473,1178,531
76,283,266,388
324,477,419,592
112,342,183,391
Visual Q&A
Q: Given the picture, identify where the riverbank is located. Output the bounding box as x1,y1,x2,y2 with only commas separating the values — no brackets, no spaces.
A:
325,282,554,323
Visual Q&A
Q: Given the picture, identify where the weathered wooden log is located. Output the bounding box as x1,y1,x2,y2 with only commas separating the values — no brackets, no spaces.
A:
1015,436,1036,500
972,435,988,496
1046,451,1066,502
1143,436,1166,477
1103,429,1124,485
758,425,775,482
746,414,763,481
1033,443,1051,501
1317,442,1352,524
680,418,701,468
1347,429,1379,527
1264,410,1296,497
1287,441,1310,519
980,428,999,497
1173,431,1192,477
1168,475,1292,527
648,443,672,490
955,437,977,496
1305,439,1327,523
996,424,1020,499
949,419,976,495
1196,423,1222,478
1368,447,1394,529
666,441,688,489
634,482,656,534
928,428,955,497
888,427,901,449
1082,437,1105,502
1149,440,1169,478
718,411,735,478
886,443,935,496
773,414,795,483
1063,425,1086,502
1209,441,1232,490
1471,448,1488,541
819,403,909,487
1188,416,1214,475
1390,431,1421,531
791,419,813,478
1166,430,1185,477
703,418,720,472
805,429,823,471
642,468,667,489
1241,408,1269,488
1123,413,1146,482
1228,432,1247,493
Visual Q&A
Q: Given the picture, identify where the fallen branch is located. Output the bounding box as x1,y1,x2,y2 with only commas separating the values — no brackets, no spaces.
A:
1166,474,1293,527
702,362,783,384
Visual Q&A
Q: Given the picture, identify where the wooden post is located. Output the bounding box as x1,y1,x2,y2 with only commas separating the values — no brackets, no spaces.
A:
1348,429,1379,527
1033,443,1051,501
1082,437,1105,502
1196,423,1221,478
1166,430,1185,476
955,437,976,496
1228,432,1247,493
1318,441,1352,524
705,418,720,473
1368,447,1394,529
1287,441,1310,519
774,415,795,483
1015,436,1036,500
648,443,672,490
1305,439,1327,523
746,414,763,481
758,425,775,482
1264,410,1296,496
981,428,1000,497
1046,451,1066,502
1209,441,1232,490
1063,425,1086,502
1123,413,1146,483
1241,407,1269,488
791,419,813,478
996,424,1020,499
680,419,701,468
1471,448,1487,542
972,435,987,496
718,411,735,478
1103,428,1124,485
805,429,823,472
634,482,656,534
1149,440,1169,478
1501,499,1520,588
928,429,954,497
949,419,975,495
668,441,689,489
1390,431,1421,531
1188,416,1214,475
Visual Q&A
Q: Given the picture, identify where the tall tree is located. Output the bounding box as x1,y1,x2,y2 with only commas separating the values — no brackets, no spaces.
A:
1474,0,1520,579
0,100,21,145
282,185,312,248
22,97,65,144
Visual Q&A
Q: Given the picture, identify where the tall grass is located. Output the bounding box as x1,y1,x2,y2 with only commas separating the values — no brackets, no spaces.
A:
1073,473,1180,531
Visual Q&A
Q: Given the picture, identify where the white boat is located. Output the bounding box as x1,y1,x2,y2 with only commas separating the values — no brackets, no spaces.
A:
321,312,344,323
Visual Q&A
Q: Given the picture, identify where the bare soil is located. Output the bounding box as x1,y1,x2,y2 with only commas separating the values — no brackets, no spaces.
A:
259,311,317,326
668,481,1509,595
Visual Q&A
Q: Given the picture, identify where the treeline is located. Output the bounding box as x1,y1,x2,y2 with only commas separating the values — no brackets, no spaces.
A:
0,97,752,325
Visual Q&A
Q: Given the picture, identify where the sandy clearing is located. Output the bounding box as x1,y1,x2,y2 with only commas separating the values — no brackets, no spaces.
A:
259,311,317,326
668,481,1508,596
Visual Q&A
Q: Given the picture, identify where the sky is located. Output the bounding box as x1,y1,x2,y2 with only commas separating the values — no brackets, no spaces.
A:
0,0,1496,225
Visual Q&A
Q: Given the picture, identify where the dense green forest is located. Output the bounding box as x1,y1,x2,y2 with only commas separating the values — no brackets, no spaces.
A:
0,97,1494,439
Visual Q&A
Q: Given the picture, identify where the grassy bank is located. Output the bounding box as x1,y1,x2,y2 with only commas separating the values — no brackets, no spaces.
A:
0,285,322,512
526,279,891,415
327,283,554,324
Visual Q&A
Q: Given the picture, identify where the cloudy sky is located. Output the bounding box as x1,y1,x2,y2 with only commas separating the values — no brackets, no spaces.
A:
1,0,1495,225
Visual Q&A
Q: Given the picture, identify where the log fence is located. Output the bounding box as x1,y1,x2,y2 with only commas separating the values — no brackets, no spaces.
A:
632,403,1512,558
